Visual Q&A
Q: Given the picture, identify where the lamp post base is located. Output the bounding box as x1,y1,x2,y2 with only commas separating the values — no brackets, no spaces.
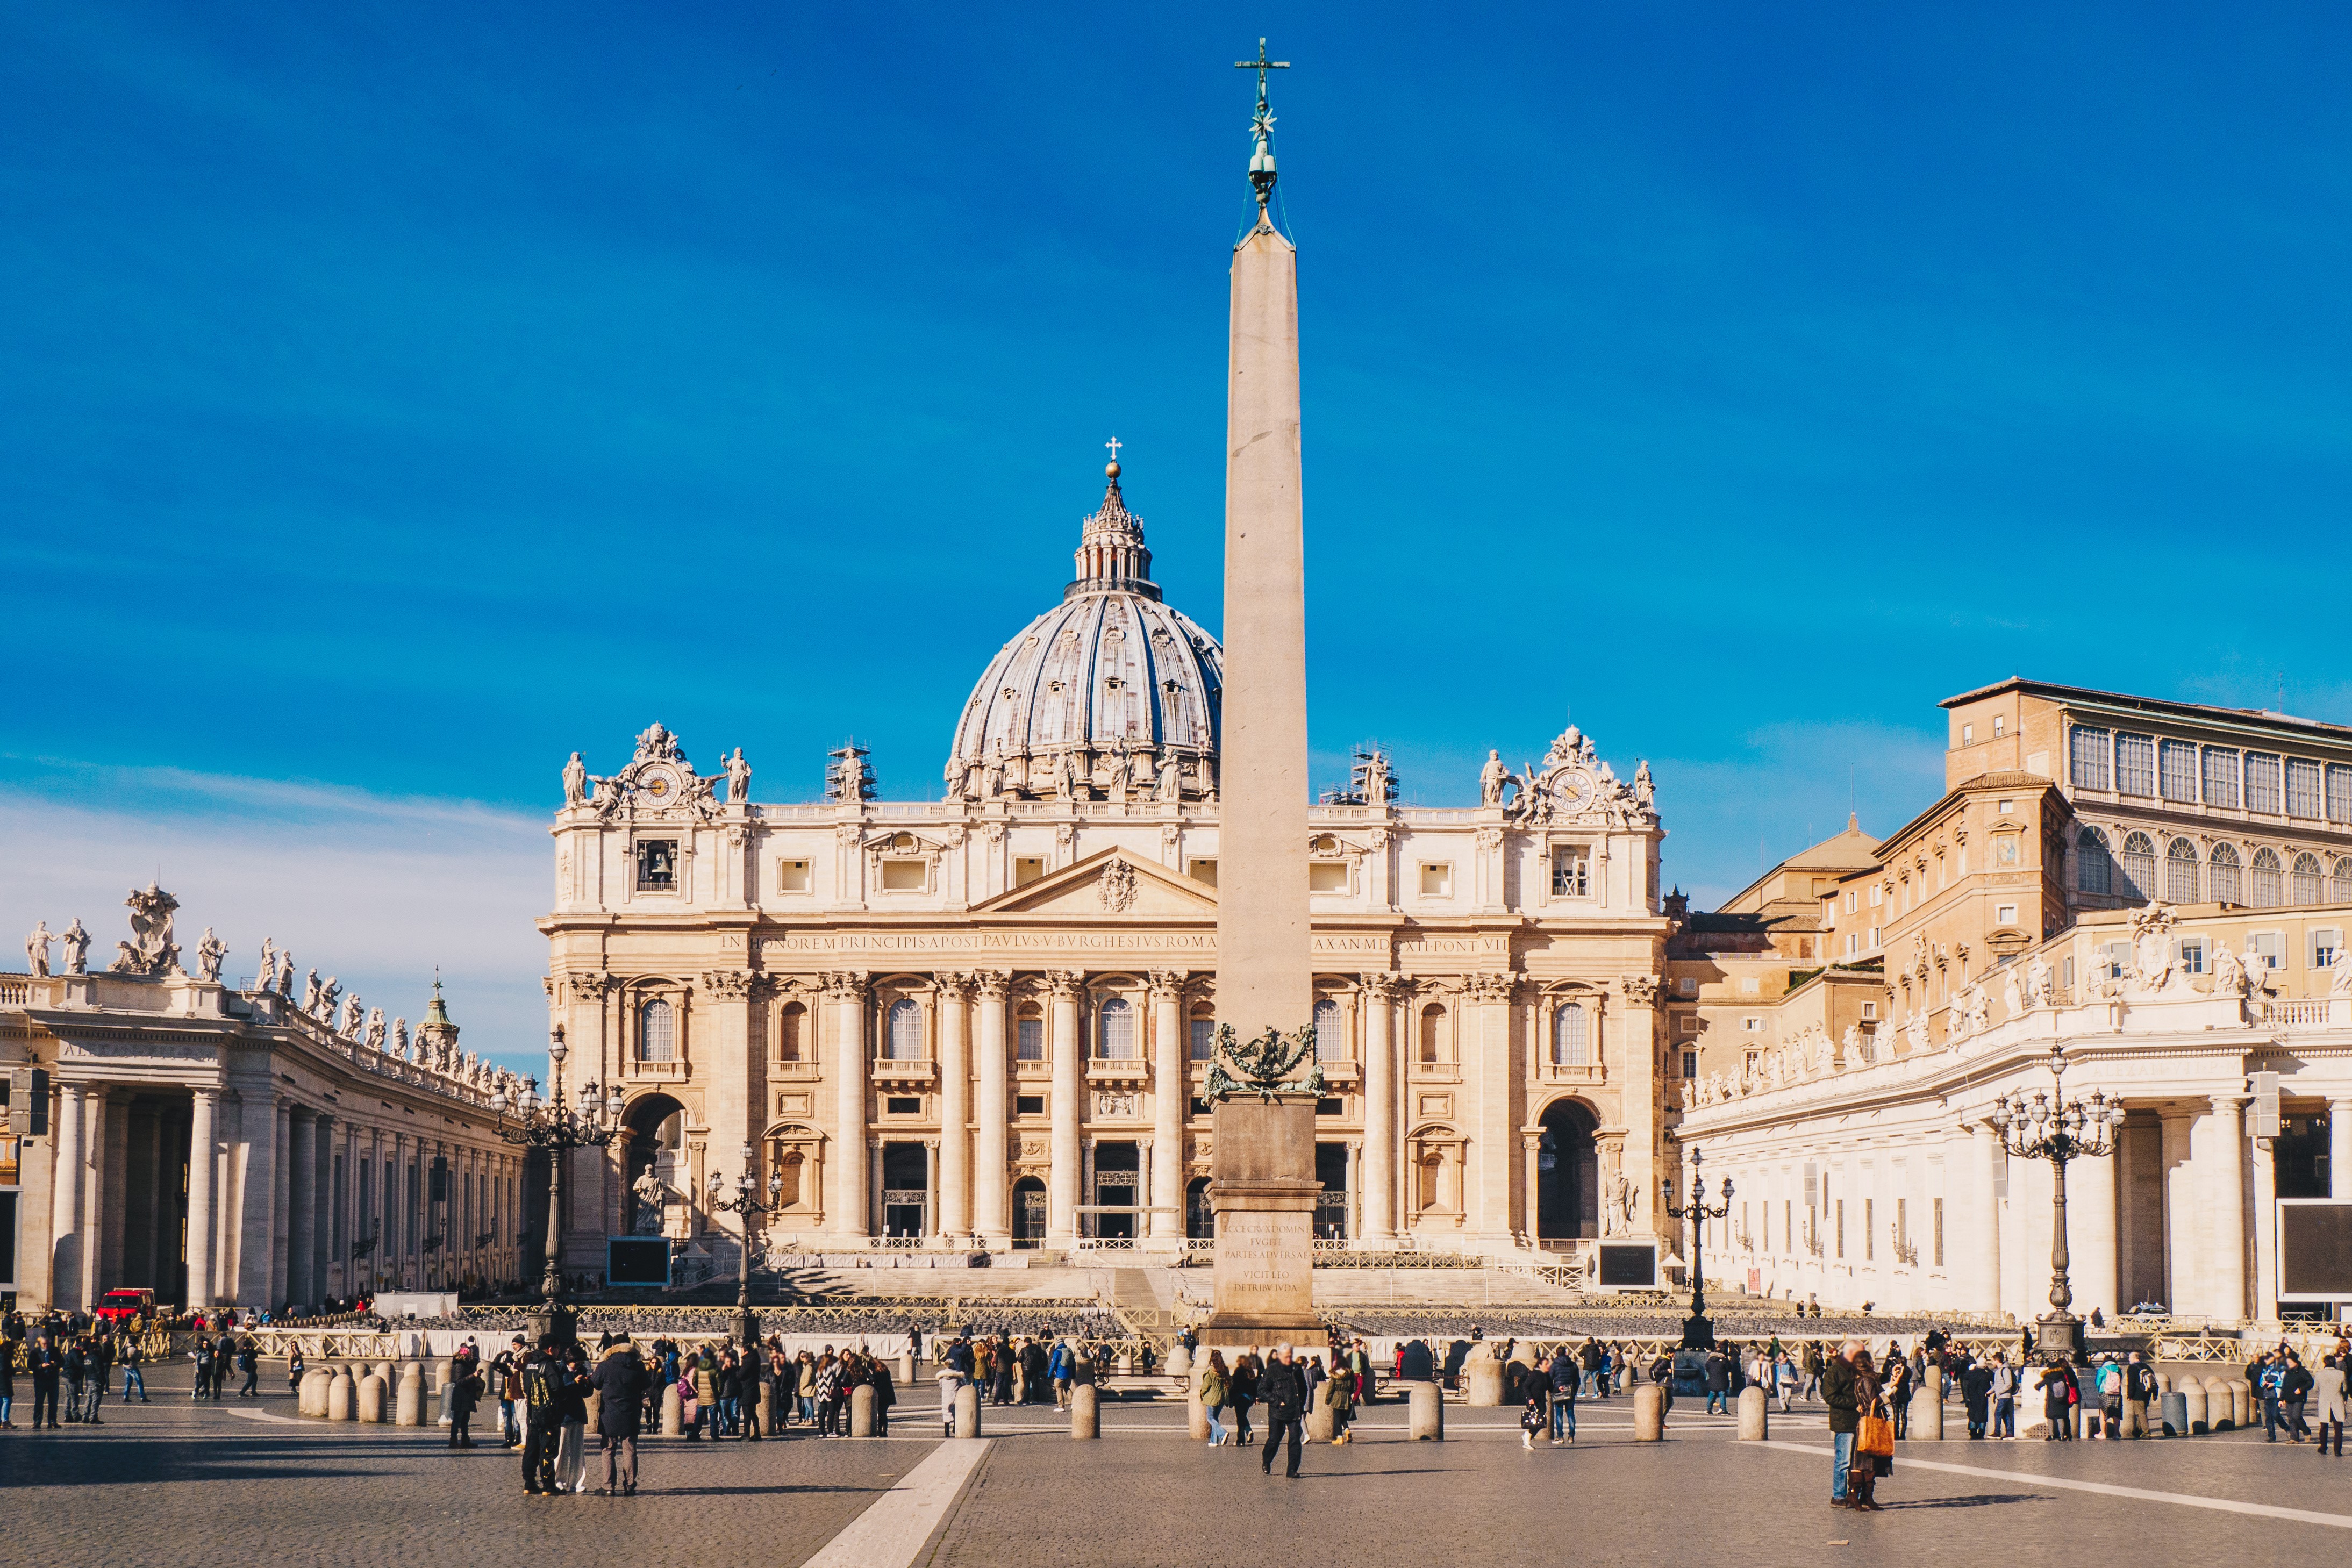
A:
734,1306,761,1349
526,1302,577,1349
1679,1311,1716,1351
2032,1312,2082,1361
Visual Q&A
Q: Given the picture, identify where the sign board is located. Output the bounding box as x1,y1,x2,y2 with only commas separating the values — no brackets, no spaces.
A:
1597,1242,1658,1288
2278,1199,2352,1302
607,1236,673,1289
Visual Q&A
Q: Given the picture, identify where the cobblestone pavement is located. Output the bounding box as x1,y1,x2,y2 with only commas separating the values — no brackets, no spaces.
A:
8,1367,2348,1568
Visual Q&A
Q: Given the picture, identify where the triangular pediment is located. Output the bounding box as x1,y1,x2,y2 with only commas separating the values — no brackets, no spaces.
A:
971,847,1217,918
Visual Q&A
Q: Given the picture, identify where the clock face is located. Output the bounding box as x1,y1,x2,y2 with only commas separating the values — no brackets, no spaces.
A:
1557,770,1596,811
636,764,681,803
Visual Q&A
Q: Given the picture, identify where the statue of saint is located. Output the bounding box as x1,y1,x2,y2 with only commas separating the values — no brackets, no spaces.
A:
1479,749,1509,807
195,927,226,983
1156,753,1183,803
562,751,591,806
1634,760,1654,807
632,1166,670,1234
725,747,752,804
2332,949,2352,998
2211,940,2245,998
25,921,52,977
302,968,323,1013
60,918,90,975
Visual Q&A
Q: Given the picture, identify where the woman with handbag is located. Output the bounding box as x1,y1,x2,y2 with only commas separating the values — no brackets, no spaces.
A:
1849,1349,1893,1511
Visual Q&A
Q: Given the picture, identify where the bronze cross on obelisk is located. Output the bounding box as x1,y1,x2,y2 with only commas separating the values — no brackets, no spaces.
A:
1234,37,1289,101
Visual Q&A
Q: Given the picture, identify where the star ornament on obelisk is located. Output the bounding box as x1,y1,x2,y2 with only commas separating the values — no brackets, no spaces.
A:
1203,40,1324,1347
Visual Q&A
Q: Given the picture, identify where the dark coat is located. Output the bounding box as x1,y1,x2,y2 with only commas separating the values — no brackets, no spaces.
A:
594,1348,649,1437
1397,1340,1435,1382
1260,1361,1308,1421
1821,1356,1861,1434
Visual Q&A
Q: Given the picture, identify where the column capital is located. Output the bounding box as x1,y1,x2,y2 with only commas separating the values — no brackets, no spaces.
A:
2210,1093,2246,1117
1147,969,1188,999
972,969,1011,999
1360,970,1405,1000
935,971,973,1001
821,969,870,999
1045,969,1083,998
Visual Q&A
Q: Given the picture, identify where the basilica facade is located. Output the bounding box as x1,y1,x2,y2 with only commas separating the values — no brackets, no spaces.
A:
540,465,1675,1272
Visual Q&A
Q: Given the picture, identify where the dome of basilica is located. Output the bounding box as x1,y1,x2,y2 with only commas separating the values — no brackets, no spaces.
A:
946,461,1224,803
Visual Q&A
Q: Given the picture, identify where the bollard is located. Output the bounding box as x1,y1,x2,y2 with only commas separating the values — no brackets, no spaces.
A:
1910,1385,1943,1441
1306,1397,1335,1443
1408,1380,1445,1440
438,1380,455,1427
2227,1379,2251,1430
2158,1390,2188,1437
1071,1384,1099,1439
299,1367,332,1419
898,1352,916,1388
1633,1382,1665,1441
2180,1378,2208,1435
1737,1385,1769,1441
1187,1387,1210,1442
1465,1354,1504,1408
2200,1377,2232,1431
358,1372,387,1423
850,1383,876,1438
395,1366,424,1427
1166,1343,1191,1383
953,1383,982,1439
374,1360,397,1386
661,1381,684,1438
433,1356,454,1392
584,1388,602,1434
328,1368,356,1421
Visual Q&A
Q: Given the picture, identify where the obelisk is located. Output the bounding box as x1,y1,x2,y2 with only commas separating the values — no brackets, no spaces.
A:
1205,42,1322,1345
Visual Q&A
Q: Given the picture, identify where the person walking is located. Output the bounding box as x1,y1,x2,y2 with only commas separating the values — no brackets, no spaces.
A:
520,1347,561,1495
1848,1349,1888,1512
1547,1345,1578,1445
2312,1352,2346,1459
812,1350,843,1437
120,1334,148,1403
2279,1353,2315,1444
1703,1348,1731,1416
2035,1358,2077,1441
234,1336,259,1399
1259,1345,1308,1479
1229,1352,1260,1448
1960,1355,1994,1439
594,1334,648,1495
870,1351,897,1437
1886,1350,1913,1440
1200,1351,1232,1446
1050,1339,1074,1410
1802,1342,1825,1404
2125,1351,2158,1439
1324,1358,1356,1445
1822,1339,1862,1508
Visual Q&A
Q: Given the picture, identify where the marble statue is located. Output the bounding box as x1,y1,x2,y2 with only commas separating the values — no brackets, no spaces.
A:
1156,753,1183,803
631,1166,670,1234
2024,950,2054,1008
1479,749,1509,806
2211,940,2246,998
1107,743,1133,805
1842,1023,1863,1065
1903,1013,1928,1054
563,751,590,806
340,992,363,1038
301,968,323,1013
391,1016,409,1057
109,882,183,977
364,1008,385,1049
275,953,294,996
1362,749,1394,807
1605,1166,1633,1236
195,927,226,983
60,918,90,975
725,746,752,804
2332,949,2352,998
1964,982,1992,1037
25,921,52,977
2001,967,2024,1023
1634,760,1654,808
256,936,276,993
318,977,341,1023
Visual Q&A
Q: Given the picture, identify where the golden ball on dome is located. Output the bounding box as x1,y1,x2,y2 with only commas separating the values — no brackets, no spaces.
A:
1105,460,1121,479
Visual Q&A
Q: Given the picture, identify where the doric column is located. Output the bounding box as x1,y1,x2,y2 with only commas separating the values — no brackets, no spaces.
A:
2070,1125,2118,1324
827,971,870,1238
923,1137,942,1243
288,1108,318,1309
1617,975,1663,1242
2160,1108,2194,1318
1471,973,1517,1243
1360,973,1399,1242
269,1100,293,1308
1148,971,1186,1241
2197,1096,2247,1322
973,972,1011,1247
187,1088,218,1309
1969,1120,2003,1315
1048,971,1083,1245
2331,1099,2352,1200
936,975,973,1242
51,1079,87,1311
315,1114,338,1300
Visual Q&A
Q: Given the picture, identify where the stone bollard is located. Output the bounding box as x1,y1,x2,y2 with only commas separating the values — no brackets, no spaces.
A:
2158,1391,2187,1436
328,1368,356,1421
1071,1384,1099,1439
375,1361,398,1386
1187,1387,1210,1442
953,1383,982,1439
2122,1396,2146,1438
2179,1379,2208,1435
850,1383,876,1437
359,1372,387,1423
1408,1380,1445,1440
1166,1343,1191,1382
2228,1379,2251,1430
1910,1384,1943,1441
584,1388,602,1434
897,1352,916,1388
1737,1385,1769,1441
299,1367,332,1418
661,1382,684,1438
2201,1377,2233,1431
1465,1354,1504,1408
1633,1382,1665,1441
433,1356,454,1392
1305,1397,1335,1443
395,1366,424,1427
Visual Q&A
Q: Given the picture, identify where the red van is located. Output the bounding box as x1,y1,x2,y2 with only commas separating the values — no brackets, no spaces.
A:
94,1287,155,1326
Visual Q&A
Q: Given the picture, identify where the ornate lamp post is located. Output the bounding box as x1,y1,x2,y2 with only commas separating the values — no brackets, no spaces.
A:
493,1025,626,1344
1663,1147,1734,1349
1990,1046,2120,1359
704,1143,785,1349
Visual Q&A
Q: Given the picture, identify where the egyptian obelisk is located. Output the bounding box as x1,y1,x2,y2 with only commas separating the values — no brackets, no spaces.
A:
1205,42,1323,1344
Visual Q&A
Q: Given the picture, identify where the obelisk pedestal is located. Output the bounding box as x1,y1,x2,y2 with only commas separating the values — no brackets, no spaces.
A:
1202,1096,1322,1345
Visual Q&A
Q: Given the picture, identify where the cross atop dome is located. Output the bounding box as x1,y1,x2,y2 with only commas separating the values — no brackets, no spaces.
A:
1072,450,1154,600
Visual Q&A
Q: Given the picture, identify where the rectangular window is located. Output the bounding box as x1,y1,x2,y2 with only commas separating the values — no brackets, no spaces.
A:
2311,929,2343,970
1550,847,1591,897
2069,725,2112,790
884,1096,921,1116
2098,941,2130,980
1308,862,1348,893
1868,926,1881,947
1783,1200,1791,1255
1679,976,1698,994
2329,763,2352,824
2158,739,2199,803
1869,883,1883,907
2114,733,2155,797
1845,891,1857,913
1418,863,1452,897
1680,1049,1698,1079
634,839,677,892
1190,1019,1214,1061
1742,1016,1763,1033
2249,931,2284,971
2247,753,2283,814
1934,1198,1944,1267
881,859,926,891
776,858,811,892
1861,1000,1877,1020
2287,758,2324,819
2176,936,2206,975
2203,747,2241,809
1016,1018,1045,1060
1014,1094,1045,1116
1014,856,1046,886
1186,858,1218,886
1996,903,2018,925
1845,934,1857,955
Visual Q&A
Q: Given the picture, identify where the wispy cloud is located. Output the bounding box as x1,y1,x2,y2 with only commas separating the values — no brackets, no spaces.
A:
0,757,552,1073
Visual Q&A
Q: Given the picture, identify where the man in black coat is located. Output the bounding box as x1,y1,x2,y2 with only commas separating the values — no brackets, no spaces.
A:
520,1347,561,1495
593,1335,649,1495
1259,1345,1309,1480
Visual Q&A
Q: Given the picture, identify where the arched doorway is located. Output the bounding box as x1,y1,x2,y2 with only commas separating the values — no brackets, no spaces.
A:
1186,1176,1214,1240
623,1093,687,1235
1011,1176,1047,1248
1536,1099,1599,1244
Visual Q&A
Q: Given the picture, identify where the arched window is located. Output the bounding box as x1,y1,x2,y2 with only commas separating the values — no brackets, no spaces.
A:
1419,1003,1446,1064
777,1001,806,1062
2208,842,2242,905
2119,833,2156,903
2251,848,2284,908
2076,827,2113,896
1313,998,1342,1062
887,998,924,1060
640,998,674,1063
2165,838,2200,904
1098,997,1136,1059
2335,857,2352,904
2292,852,2324,905
1552,1004,1589,1067
1189,1005,1216,1061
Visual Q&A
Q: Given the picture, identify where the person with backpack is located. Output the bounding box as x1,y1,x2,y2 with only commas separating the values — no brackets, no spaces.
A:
519,1345,561,1494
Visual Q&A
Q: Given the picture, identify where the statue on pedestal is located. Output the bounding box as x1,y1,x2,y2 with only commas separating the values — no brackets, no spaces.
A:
60,919,90,975
631,1166,671,1234
562,751,590,806
724,747,752,804
25,920,52,977
195,928,226,983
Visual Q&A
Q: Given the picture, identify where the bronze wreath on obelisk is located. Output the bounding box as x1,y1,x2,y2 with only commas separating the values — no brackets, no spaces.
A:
1203,1021,1325,1103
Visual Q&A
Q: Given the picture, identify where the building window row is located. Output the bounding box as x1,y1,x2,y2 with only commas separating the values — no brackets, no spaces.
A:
2078,826,2352,907
2070,724,2352,822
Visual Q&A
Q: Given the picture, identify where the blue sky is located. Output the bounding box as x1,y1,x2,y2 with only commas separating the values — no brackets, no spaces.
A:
5,3,2349,1069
